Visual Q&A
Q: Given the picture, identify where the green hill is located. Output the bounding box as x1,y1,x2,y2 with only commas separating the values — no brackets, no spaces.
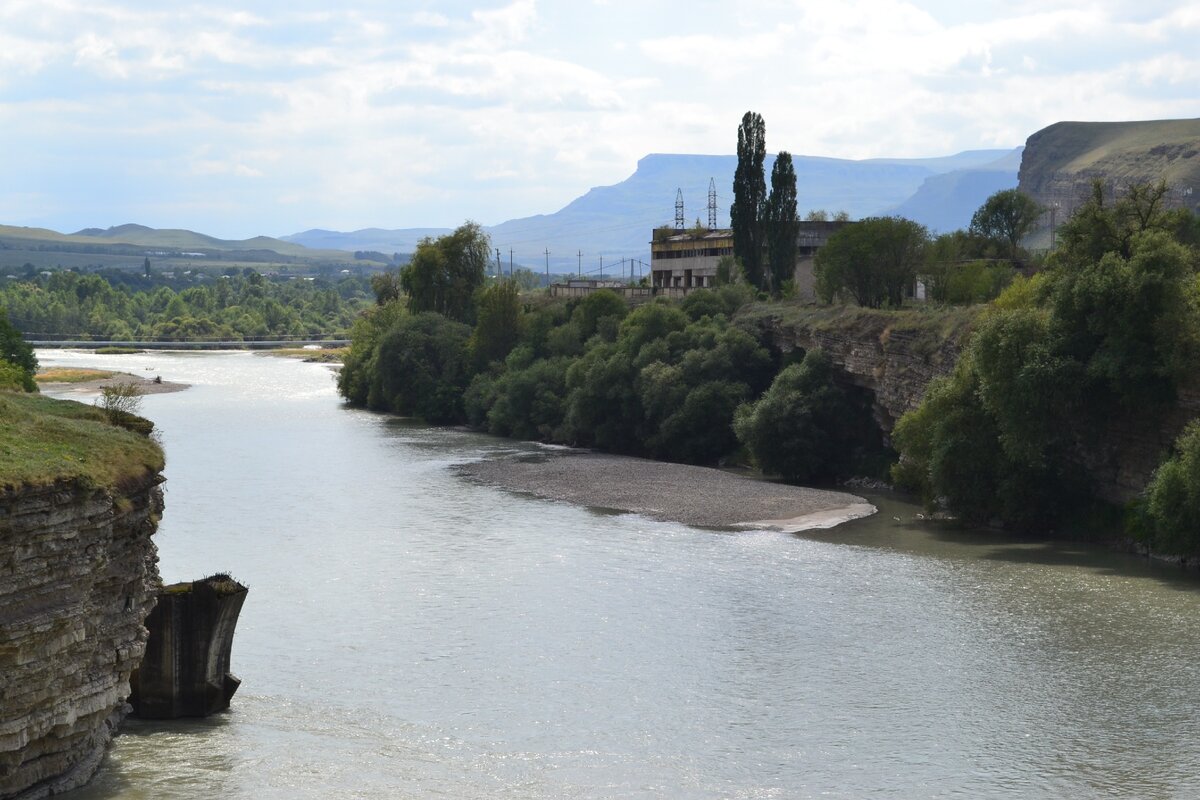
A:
0,223,381,273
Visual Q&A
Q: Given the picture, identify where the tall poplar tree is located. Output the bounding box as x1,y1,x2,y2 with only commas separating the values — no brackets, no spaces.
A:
731,111,767,290
765,151,799,294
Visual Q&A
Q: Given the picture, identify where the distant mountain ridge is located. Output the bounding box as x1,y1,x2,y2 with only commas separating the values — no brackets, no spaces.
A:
283,148,1022,271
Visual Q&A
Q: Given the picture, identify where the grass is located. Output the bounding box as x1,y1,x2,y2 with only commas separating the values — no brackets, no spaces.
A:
35,367,116,383
95,346,142,355
0,391,164,492
736,300,981,359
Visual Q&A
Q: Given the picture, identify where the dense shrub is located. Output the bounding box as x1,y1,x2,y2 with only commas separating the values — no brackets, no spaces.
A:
1146,421,1200,556
734,350,879,482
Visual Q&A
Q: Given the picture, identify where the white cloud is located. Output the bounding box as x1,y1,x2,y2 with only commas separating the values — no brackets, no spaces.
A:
1,0,1197,236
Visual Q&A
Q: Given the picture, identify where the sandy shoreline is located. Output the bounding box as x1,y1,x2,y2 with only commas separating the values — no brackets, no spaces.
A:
456,450,875,532
37,371,189,396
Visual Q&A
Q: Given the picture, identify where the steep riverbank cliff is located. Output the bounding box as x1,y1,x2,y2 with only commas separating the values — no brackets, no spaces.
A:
736,303,1200,506
736,304,977,432
1,394,164,799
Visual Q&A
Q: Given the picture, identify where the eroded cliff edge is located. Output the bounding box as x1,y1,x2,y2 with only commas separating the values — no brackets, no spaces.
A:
1,393,164,800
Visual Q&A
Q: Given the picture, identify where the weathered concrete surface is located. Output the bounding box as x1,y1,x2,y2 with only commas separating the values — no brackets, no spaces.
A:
130,575,247,719
0,475,162,800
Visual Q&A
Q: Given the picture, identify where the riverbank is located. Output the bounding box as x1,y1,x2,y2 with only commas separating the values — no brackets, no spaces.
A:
456,449,875,532
36,369,189,396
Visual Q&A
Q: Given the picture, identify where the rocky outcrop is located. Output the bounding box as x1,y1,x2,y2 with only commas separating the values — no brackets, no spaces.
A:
0,474,163,800
740,307,972,433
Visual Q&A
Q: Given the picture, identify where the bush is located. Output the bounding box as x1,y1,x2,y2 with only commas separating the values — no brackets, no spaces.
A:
375,312,473,423
1146,421,1200,556
734,350,877,482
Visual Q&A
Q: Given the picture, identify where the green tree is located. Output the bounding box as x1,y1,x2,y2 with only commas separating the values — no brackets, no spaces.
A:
765,151,799,295
1146,421,1200,556
969,189,1043,263
370,271,402,305
470,280,524,368
375,312,473,423
734,350,875,482
400,222,490,322
0,308,37,391
731,111,767,290
815,217,927,307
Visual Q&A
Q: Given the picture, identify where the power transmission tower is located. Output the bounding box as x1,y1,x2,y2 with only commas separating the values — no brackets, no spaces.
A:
675,188,685,230
707,178,717,230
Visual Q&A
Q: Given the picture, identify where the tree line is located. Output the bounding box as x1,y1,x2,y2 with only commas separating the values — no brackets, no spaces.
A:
338,222,888,482
891,180,1200,553
0,270,372,341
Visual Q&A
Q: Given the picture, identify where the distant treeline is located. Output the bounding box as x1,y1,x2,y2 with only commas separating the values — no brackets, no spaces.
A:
0,269,372,340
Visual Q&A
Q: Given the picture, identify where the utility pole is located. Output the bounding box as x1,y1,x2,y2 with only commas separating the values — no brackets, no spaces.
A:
577,250,582,279
544,248,550,287
495,248,501,277
509,248,513,278
599,255,603,280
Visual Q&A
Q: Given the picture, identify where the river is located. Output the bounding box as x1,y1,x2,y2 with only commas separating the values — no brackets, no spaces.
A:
36,349,1200,799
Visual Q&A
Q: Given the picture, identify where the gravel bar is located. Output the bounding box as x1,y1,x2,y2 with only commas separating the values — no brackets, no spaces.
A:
457,450,875,532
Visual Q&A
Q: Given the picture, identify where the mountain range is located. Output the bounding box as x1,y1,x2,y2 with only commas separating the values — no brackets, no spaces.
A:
283,148,1022,272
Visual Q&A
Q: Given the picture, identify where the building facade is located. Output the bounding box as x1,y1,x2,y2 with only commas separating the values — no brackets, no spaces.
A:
649,221,852,299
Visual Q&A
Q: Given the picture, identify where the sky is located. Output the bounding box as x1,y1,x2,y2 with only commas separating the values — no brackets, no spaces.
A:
1,0,1197,239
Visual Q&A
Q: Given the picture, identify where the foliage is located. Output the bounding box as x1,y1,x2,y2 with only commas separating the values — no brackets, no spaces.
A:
97,380,144,422
336,300,408,408
470,280,524,368
374,312,473,423
968,189,1043,263
0,307,37,391
734,350,878,482
815,217,928,307
765,151,799,295
400,222,490,323
0,269,368,341
731,111,767,289
1146,421,1200,556
571,289,627,341
926,260,1014,305
894,186,1200,535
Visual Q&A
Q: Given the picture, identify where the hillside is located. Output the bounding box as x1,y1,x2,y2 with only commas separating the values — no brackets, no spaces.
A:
284,148,1020,271
0,223,378,273
1018,118,1200,223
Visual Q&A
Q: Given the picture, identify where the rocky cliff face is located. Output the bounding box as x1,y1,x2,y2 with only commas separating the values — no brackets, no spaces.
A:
740,308,970,434
1018,119,1200,233
0,473,162,800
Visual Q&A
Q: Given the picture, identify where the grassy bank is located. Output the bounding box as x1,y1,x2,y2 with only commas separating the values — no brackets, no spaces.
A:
736,301,981,357
0,392,164,491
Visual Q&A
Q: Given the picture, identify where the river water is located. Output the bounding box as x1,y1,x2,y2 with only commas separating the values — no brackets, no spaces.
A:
36,349,1200,799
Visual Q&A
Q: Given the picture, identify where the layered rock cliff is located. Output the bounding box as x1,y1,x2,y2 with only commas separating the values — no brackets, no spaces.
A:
0,474,163,799
1,391,165,800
